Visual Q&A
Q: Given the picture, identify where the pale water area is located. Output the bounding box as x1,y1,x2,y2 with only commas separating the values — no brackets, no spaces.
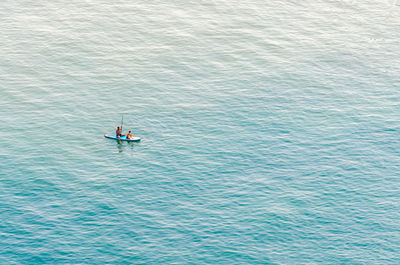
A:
1,0,400,264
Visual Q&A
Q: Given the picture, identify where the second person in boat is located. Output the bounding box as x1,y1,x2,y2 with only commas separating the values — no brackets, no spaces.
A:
126,130,133,139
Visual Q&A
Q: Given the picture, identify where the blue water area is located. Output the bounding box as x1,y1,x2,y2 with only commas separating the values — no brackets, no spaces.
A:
1,1,399,264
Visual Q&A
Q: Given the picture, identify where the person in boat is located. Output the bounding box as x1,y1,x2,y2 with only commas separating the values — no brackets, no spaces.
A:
126,130,133,139
116,126,125,138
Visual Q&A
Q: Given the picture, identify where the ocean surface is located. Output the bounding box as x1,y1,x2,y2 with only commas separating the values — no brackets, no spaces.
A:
1,0,400,264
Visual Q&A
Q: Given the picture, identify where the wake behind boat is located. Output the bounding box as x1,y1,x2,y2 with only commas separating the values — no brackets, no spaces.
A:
104,134,141,142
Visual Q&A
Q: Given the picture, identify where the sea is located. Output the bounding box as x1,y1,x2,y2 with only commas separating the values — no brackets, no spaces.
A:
1,0,399,264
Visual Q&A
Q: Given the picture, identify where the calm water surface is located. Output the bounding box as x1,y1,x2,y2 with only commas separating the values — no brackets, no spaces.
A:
1,0,400,264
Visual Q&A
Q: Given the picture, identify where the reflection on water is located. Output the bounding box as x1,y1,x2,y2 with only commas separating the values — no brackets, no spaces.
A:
116,141,136,153
117,142,123,153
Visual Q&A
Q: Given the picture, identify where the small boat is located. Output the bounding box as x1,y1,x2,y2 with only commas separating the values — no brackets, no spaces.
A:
104,134,141,142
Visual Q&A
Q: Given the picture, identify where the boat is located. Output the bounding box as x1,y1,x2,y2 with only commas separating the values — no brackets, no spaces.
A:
104,134,141,142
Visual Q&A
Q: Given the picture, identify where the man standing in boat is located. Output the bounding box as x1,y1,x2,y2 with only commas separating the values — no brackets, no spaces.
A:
116,126,125,139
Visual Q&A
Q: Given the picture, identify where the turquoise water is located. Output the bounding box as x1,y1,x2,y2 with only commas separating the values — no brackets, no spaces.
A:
1,1,400,263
